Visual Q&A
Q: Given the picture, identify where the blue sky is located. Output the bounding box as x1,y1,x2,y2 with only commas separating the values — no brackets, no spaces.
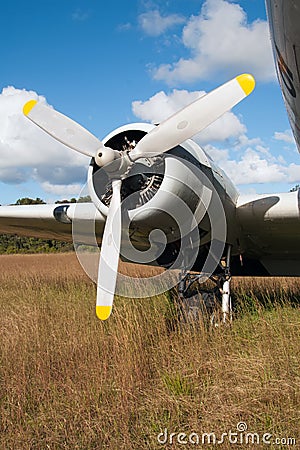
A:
0,0,299,204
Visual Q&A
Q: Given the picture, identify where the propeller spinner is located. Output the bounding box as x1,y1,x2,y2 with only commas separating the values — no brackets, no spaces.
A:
23,73,255,320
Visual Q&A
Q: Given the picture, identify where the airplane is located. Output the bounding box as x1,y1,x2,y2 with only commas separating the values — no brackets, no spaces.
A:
0,0,299,323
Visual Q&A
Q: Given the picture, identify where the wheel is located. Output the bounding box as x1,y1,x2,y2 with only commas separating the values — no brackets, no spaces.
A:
179,290,222,327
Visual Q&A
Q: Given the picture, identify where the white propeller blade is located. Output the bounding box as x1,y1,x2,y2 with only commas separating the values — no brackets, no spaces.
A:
23,100,104,157
96,179,122,320
130,74,255,159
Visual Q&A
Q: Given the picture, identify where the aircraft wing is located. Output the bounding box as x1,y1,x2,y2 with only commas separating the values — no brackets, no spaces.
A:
0,203,105,242
236,190,300,276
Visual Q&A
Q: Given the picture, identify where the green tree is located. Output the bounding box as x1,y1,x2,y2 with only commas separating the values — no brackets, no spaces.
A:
55,198,77,204
15,197,46,205
77,195,91,203
55,196,91,204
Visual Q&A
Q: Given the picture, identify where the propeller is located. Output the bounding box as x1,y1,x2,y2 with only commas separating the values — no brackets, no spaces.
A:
22,100,118,165
95,179,122,320
130,74,255,159
23,73,255,320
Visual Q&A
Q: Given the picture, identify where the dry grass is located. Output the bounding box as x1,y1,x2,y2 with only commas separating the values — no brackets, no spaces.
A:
0,254,299,449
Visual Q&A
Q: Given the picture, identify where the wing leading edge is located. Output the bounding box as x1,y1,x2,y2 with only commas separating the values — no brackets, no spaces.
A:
0,203,105,242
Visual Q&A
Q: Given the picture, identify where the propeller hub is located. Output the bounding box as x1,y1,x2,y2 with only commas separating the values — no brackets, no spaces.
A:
95,146,116,167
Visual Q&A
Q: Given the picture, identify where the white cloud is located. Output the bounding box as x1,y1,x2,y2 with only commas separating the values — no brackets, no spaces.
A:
132,88,246,143
118,22,132,32
0,168,25,184
220,148,286,184
285,163,300,183
72,9,90,22
41,181,84,196
236,134,263,149
274,129,295,144
138,10,185,36
0,86,88,195
204,144,229,162
197,111,246,144
153,0,276,84
205,145,300,185
132,89,203,122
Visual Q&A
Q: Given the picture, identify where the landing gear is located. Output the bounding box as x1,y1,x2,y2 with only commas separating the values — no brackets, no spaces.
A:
221,244,232,324
178,245,232,326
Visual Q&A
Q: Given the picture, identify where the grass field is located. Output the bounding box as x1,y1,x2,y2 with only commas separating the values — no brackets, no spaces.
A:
0,253,299,449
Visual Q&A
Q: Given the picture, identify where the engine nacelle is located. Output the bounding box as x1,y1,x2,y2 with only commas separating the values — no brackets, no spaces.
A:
88,124,217,246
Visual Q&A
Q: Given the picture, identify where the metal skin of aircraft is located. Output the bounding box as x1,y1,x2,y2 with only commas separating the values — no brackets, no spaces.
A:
0,1,299,322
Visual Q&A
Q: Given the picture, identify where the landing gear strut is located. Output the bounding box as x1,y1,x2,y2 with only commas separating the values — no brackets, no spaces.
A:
178,245,232,326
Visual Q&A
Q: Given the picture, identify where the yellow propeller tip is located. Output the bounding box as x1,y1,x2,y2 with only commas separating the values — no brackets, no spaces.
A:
236,74,255,96
23,100,37,116
96,305,112,321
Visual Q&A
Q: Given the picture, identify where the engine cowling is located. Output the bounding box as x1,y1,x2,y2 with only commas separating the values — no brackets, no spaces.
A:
89,124,215,239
